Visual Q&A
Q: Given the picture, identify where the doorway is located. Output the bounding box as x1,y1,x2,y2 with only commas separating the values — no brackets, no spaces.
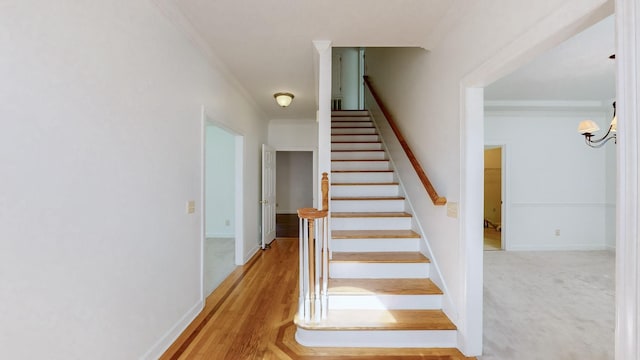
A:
483,146,503,251
332,47,365,110
275,151,314,237
202,118,244,297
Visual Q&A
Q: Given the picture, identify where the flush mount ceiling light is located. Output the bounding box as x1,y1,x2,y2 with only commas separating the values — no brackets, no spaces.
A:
577,101,617,148
274,92,294,107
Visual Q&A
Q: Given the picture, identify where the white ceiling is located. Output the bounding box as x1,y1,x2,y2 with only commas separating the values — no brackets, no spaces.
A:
173,0,455,119
485,15,615,103
170,1,615,119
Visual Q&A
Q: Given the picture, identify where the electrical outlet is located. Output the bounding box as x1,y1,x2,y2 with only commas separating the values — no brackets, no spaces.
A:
225,219,230,226
555,229,560,236
187,200,195,214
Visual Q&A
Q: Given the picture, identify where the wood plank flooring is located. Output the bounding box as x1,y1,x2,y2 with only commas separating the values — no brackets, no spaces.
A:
161,237,475,360
276,214,298,238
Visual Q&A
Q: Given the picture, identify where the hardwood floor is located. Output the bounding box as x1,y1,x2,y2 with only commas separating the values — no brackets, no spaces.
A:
161,238,475,360
276,214,298,238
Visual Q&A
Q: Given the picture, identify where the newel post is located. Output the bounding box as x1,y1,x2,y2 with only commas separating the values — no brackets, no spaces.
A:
321,172,329,211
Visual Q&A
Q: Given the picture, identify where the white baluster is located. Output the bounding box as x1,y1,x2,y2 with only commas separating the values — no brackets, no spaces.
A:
298,216,305,320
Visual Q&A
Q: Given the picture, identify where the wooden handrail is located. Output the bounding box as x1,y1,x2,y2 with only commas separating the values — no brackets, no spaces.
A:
363,76,447,206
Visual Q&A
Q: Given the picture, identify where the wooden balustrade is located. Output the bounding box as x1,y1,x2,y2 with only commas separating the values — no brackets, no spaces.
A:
297,172,330,323
363,76,447,206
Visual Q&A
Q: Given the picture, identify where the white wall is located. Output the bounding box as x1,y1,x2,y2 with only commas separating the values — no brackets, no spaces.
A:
268,119,318,149
276,152,314,213
0,1,266,359
485,106,615,250
364,0,611,354
205,125,235,237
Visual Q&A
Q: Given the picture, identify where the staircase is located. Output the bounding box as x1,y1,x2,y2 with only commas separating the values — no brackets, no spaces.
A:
295,110,457,348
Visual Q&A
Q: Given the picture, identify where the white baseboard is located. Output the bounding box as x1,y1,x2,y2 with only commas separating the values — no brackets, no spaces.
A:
244,244,260,264
140,299,203,360
508,244,608,251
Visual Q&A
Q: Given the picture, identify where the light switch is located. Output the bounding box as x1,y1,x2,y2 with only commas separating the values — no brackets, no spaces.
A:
447,202,458,218
187,200,195,214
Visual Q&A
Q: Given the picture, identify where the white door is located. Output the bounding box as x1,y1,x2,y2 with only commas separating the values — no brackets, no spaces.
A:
261,144,276,249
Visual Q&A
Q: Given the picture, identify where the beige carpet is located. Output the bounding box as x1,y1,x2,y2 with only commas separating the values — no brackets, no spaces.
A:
481,250,615,359
204,237,236,296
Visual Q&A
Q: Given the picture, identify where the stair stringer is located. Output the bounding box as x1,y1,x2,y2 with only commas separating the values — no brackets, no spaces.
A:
366,108,457,329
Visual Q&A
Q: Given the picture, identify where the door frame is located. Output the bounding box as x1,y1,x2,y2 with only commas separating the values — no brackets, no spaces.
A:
200,107,245,300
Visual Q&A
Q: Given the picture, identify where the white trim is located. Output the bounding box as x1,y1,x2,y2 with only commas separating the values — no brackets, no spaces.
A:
484,99,606,110
314,40,332,253
200,107,206,304
140,300,203,360
615,0,640,358
234,135,244,265
244,244,260,263
457,87,484,355
510,202,616,208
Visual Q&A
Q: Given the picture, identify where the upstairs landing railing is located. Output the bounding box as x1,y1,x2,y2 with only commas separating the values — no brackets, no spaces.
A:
297,172,329,323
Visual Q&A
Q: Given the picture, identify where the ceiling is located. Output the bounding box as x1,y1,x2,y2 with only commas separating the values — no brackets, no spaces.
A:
170,1,614,119
173,0,455,120
485,15,615,103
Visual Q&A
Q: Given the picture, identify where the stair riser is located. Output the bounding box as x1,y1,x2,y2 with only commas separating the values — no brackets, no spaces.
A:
295,328,456,348
332,172,394,183
332,142,383,151
331,151,386,160
331,238,420,252
331,121,374,128
331,128,376,135
331,161,390,171
332,184,399,197
328,295,443,310
330,262,430,278
332,112,369,118
331,217,412,231
332,199,405,212
332,135,379,142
